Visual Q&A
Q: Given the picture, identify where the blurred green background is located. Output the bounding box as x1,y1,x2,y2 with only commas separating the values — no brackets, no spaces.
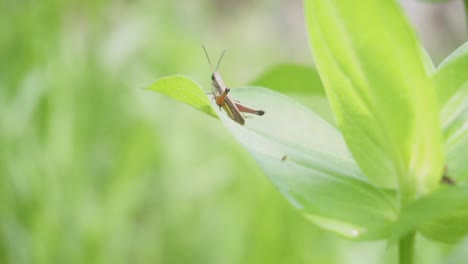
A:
1,0,468,263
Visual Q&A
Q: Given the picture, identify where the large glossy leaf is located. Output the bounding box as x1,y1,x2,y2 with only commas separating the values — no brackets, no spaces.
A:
217,87,398,240
147,73,468,242
148,77,398,239
304,0,444,198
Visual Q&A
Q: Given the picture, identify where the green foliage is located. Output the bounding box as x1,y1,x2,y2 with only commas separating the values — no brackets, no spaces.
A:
148,0,468,251
435,42,468,105
418,43,468,243
4,0,468,263
305,0,443,200
147,75,218,118
393,185,468,243
250,64,325,95
441,82,468,183
216,87,399,240
2,1,343,264
436,44,468,184
147,81,398,239
251,64,335,124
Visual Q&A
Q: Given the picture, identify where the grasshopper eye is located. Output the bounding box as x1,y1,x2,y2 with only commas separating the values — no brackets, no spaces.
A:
211,74,215,81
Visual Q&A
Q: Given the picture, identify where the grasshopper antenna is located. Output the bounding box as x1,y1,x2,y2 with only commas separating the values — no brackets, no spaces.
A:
202,45,214,72
215,50,226,72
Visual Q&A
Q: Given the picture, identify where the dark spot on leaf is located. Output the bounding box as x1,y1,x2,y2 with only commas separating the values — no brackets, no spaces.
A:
441,165,456,186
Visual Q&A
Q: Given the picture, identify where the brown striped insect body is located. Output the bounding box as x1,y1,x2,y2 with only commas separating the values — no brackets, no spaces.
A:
202,46,265,125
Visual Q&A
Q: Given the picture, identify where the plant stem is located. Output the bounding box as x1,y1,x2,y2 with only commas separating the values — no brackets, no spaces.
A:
399,232,415,264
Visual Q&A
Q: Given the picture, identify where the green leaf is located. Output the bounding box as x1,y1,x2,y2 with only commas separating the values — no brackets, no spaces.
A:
217,86,398,240
441,83,468,182
289,95,335,125
389,184,468,243
250,64,325,95
419,205,468,243
434,42,468,105
250,63,334,124
146,75,218,119
411,42,468,243
304,0,444,199
420,45,436,74
434,42,468,183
